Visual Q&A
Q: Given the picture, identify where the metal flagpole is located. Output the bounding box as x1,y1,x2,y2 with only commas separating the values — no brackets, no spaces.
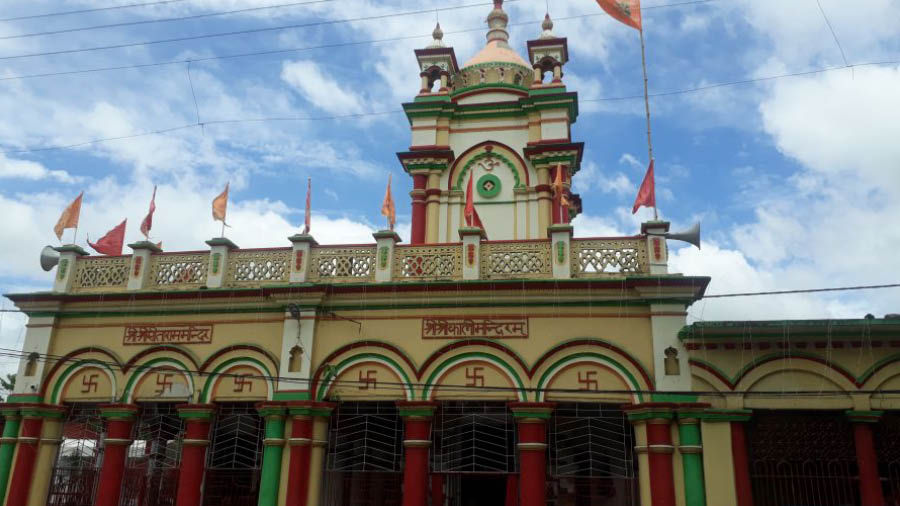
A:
638,27,658,220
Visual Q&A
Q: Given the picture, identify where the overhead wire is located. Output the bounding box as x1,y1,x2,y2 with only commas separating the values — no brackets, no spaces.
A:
0,0,191,23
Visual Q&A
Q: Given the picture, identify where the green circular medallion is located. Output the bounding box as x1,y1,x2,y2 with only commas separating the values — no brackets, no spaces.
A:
477,174,502,198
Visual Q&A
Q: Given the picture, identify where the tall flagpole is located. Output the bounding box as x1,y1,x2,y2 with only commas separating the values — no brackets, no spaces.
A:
638,27,658,220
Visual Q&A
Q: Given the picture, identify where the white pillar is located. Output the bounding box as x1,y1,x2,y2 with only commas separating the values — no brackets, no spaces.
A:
278,308,317,393
52,245,88,293
288,234,317,283
458,227,485,280
548,224,573,279
373,230,401,283
127,241,162,291
642,221,670,275
12,314,57,397
205,237,238,288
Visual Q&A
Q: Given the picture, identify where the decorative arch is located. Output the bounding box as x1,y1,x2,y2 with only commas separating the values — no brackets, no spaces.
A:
421,351,528,401
122,356,195,403
199,356,275,403
123,345,200,373
691,352,859,392
40,347,122,400
49,359,118,405
534,352,645,403
449,141,530,190
199,344,279,378
858,352,900,389
530,339,654,387
315,352,415,401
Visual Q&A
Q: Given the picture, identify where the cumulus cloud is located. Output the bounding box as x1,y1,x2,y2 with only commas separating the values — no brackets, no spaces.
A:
0,154,77,183
281,60,368,115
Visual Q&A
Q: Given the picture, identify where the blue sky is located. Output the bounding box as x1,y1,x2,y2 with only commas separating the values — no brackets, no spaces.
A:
1,0,899,358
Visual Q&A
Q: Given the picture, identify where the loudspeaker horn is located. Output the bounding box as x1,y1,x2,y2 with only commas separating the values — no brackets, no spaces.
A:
666,222,701,249
40,245,60,272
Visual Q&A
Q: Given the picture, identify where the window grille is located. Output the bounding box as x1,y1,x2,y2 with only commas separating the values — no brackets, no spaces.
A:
876,413,900,504
548,403,638,506
121,403,184,506
432,402,516,474
748,411,859,506
202,403,264,506
47,404,104,506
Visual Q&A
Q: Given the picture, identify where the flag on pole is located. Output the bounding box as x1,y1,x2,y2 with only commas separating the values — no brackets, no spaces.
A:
139,186,157,239
551,164,571,209
596,0,642,30
631,160,656,214
464,173,484,229
88,219,127,256
303,178,311,235
380,174,396,230
212,183,229,224
53,192,84,241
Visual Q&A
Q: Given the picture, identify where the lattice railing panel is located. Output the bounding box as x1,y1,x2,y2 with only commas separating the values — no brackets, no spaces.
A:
226,249,290,285
395,245,461,280
309,246,376,282
327,402,403,472
571,238,647,276
47,404,104,506
481,241,551,279
550,403,634,478
207,403,264,471
71,257,129,292
432,402,516,474
149,254,207,288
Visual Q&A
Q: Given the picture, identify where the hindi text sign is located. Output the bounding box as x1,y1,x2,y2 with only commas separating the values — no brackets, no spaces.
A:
422,318,528,339
123,324,213,345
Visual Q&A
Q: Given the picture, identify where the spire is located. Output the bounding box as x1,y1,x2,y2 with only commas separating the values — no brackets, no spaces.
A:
427,22,445,48
486,0,511,48
540,13,556,39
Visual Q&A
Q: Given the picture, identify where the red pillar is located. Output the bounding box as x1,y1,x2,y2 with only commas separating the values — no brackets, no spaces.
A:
5,408,43,506
286,403,314,506
646,420,676,506
95,404,139,506
504,474,518,506
410,174,427,244
397,401,437,506
175,404,216,506
730,420,754,506
510,402,554,506
848,411,886,506
430,474,444,506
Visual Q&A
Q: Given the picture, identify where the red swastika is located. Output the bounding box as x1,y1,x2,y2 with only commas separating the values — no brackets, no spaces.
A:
155,373,174,395
465,367,485,387
358,370,377,390
233,374,254,393
81,373,99,393
578,370,598,391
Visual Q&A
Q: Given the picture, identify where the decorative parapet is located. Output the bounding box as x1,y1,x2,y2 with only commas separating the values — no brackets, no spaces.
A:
570,236,648,277
394,243,462,280
307,245,376,282
148,252,209,289
481,240,551,279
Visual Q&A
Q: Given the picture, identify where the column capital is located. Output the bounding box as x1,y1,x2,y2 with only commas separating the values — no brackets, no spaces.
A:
396,401,438,419
176,403,217,421
98,404,140,420
286,401,335,418
846,410,884,424
700,408,753,423
675,403,711,424
255,402,286,419
0,405,21,419
623,402,676,423
18,403,66,420
509,402,555,422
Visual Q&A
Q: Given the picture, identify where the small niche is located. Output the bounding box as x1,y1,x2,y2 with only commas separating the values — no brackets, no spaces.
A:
24,352,39,377
664,347,680,376
288,345,304,373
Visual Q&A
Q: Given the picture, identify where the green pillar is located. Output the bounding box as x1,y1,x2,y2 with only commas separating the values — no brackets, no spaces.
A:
677,410,706,506
257,403,286,506
0,405,21,503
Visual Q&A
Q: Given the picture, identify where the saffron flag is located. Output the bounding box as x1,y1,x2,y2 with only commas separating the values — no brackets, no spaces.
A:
53,191,84,241
88,219,127,256
631,159,656,214
139,186,157,239
303,178,311,234
380,174,396,230
464,173,485,229
212,183,229,224
551,164,571,209
596,0,642,30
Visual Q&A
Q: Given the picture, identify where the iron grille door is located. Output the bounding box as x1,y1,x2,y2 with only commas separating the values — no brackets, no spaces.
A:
47,404,104,506
549,403,637,506
749,412,860,506
202,403,264,506
121,403,184,506
875,413,900,504
324,402,403,506
432,402,516,474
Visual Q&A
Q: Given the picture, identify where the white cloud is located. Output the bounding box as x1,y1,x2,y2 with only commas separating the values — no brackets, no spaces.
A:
0,154,77,183
574,161,635,196
281,60,367,115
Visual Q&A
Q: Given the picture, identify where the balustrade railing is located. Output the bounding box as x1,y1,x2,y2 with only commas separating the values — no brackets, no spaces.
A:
62,235,653,293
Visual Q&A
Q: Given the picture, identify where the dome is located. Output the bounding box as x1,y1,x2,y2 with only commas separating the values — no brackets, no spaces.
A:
462,40,531,69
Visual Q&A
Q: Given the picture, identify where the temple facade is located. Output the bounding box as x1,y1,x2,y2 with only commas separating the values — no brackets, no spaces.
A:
2,2,899,506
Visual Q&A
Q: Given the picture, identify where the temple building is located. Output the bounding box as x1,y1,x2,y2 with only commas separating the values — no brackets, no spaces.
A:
2,2,899,506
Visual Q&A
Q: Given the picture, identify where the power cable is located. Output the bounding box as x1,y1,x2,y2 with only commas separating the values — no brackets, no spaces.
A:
814,0,849,68
0,0,191,23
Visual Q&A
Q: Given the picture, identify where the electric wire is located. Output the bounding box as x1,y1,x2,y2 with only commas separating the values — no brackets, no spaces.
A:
0,0,191,23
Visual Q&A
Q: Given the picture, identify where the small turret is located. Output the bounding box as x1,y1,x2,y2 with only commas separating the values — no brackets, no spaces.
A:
414,22,459,95
527,12,569,87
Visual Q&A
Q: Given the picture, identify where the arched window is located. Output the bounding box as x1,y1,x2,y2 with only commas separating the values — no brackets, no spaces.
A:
24,352,38,376
288,345,303,373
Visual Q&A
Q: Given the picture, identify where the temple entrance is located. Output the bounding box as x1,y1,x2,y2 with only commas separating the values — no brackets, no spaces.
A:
451,474,510,506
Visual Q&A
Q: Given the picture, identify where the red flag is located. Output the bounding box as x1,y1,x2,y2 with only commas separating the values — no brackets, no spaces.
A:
53,191,83,241
303,178,311,234
596,0,642,30
464,173,484,229
88,219,127,256
139,186,157,239
631,160,655,214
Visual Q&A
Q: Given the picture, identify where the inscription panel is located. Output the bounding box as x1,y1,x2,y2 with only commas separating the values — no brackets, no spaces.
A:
422,318,528,339
123,324,213,345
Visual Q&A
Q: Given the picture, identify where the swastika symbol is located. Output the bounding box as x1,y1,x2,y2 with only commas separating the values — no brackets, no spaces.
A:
465,367,484,387
81,373,99,393
155,373,174,395
358,370,377,390
578,370,598,391
233,374,253,393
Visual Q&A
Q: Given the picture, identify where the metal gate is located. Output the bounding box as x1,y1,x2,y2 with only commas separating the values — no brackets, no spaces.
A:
324,402,403,506
748,412,860,506
432,402,516,474
47,404,104,506
548,403,638,506
120,403,184,506
876,413,900,504
202,403,264,506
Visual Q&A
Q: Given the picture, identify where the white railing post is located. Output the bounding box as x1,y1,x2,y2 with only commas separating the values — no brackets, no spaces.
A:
458,227,485,280
127,241,161,291
548,224,573,279
642,221,670,274
205,238,239,288
288,234,317,283
52,245,88,293
373,230,401,282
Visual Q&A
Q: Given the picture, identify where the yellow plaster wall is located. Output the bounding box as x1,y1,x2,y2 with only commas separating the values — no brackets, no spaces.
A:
700,421,737,506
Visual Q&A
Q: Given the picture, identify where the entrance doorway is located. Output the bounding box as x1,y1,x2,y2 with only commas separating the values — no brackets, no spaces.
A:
445,474,512,506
